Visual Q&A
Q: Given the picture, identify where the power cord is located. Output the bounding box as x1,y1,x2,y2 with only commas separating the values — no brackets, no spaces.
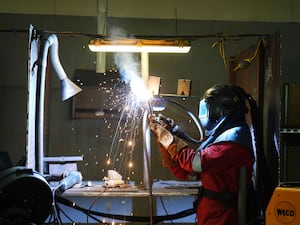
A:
55,195,195,224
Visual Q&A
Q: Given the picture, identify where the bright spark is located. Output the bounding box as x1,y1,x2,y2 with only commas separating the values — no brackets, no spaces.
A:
103,50,155,182
129,77,153,103
107,159,111,165
127,140,133,146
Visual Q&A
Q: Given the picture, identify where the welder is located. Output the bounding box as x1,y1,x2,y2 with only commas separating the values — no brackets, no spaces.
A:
149,84,257,225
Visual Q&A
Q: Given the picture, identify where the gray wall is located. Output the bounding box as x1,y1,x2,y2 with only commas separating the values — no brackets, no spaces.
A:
0,13,299,182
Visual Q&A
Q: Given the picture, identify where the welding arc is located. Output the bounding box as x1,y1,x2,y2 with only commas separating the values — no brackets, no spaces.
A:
55,195,195,224
168,99,203,144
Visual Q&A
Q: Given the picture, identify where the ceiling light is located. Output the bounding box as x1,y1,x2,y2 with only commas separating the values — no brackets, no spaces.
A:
88,38,191,53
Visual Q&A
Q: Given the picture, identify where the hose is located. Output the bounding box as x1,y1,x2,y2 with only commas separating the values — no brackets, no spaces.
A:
168,99,203,144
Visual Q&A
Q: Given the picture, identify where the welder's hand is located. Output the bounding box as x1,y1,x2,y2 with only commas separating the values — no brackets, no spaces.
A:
149,114,174,149
156,114,178,133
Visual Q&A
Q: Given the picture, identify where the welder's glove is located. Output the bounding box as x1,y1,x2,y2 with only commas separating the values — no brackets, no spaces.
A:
157,143,178,167
167,136,189,159
149,114,188,159
155,114,179,134
149,114,174,149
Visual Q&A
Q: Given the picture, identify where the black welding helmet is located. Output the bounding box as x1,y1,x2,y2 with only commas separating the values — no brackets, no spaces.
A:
198,84,248,132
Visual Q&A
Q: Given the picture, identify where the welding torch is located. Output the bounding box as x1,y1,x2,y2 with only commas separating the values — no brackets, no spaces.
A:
147,98,203,145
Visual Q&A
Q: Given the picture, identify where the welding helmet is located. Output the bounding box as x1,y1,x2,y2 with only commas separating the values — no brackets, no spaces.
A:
198,84,248,131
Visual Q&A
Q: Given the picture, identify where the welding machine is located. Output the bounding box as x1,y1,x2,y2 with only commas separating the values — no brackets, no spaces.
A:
265,185,300,224
0,166,53,225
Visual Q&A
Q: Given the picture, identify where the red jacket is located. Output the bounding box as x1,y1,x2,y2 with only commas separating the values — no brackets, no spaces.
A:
169,141,255,225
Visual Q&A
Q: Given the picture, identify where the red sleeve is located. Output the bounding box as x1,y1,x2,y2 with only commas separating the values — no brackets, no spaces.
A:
168,165,194,180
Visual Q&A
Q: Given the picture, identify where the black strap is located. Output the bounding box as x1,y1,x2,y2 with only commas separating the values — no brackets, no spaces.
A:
194,186,237,209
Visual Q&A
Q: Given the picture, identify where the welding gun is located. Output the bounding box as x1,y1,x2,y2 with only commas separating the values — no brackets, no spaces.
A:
151,113,200,145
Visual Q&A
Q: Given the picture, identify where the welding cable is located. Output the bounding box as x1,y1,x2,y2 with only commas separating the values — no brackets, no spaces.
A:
149,97,203,144
55,204,76,224
247,39,266,63
55,195,195,224
86,186,108,224
47,185,65,225
219,37,228,70
212,36,241,71
233,38,267,72
157,196,176,225
55,195,149,222
53,196,105,224
168,99,203,144
212,37,228,70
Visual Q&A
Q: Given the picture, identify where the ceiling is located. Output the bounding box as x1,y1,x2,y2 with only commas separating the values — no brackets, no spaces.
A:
0,0,299,23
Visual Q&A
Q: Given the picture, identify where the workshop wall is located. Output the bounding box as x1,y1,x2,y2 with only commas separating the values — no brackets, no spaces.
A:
0,12,299,183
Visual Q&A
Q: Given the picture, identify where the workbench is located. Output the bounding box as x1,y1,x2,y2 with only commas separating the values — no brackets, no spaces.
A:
55,180,200,224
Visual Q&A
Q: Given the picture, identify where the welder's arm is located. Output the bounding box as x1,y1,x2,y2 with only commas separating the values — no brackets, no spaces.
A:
157,142,198,180
157,143,177,167
149,116,200,180
167,136,189,159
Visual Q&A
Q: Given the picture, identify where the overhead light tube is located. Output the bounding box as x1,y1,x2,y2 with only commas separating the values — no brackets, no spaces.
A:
88,38,191,53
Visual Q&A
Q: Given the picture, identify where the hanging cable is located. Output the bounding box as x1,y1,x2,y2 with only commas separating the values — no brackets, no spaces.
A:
233,38,268,71
55,195,195,224
212,34,242,71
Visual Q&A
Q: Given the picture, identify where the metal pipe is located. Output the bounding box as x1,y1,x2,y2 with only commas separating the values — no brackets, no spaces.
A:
96,0,107,73
37,35,51,174
27,25,39,170
142,110,151,189
142,110,153,225
36,33,81,173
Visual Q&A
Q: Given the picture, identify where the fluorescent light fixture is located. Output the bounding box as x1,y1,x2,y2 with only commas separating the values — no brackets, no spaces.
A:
88,38,191,53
